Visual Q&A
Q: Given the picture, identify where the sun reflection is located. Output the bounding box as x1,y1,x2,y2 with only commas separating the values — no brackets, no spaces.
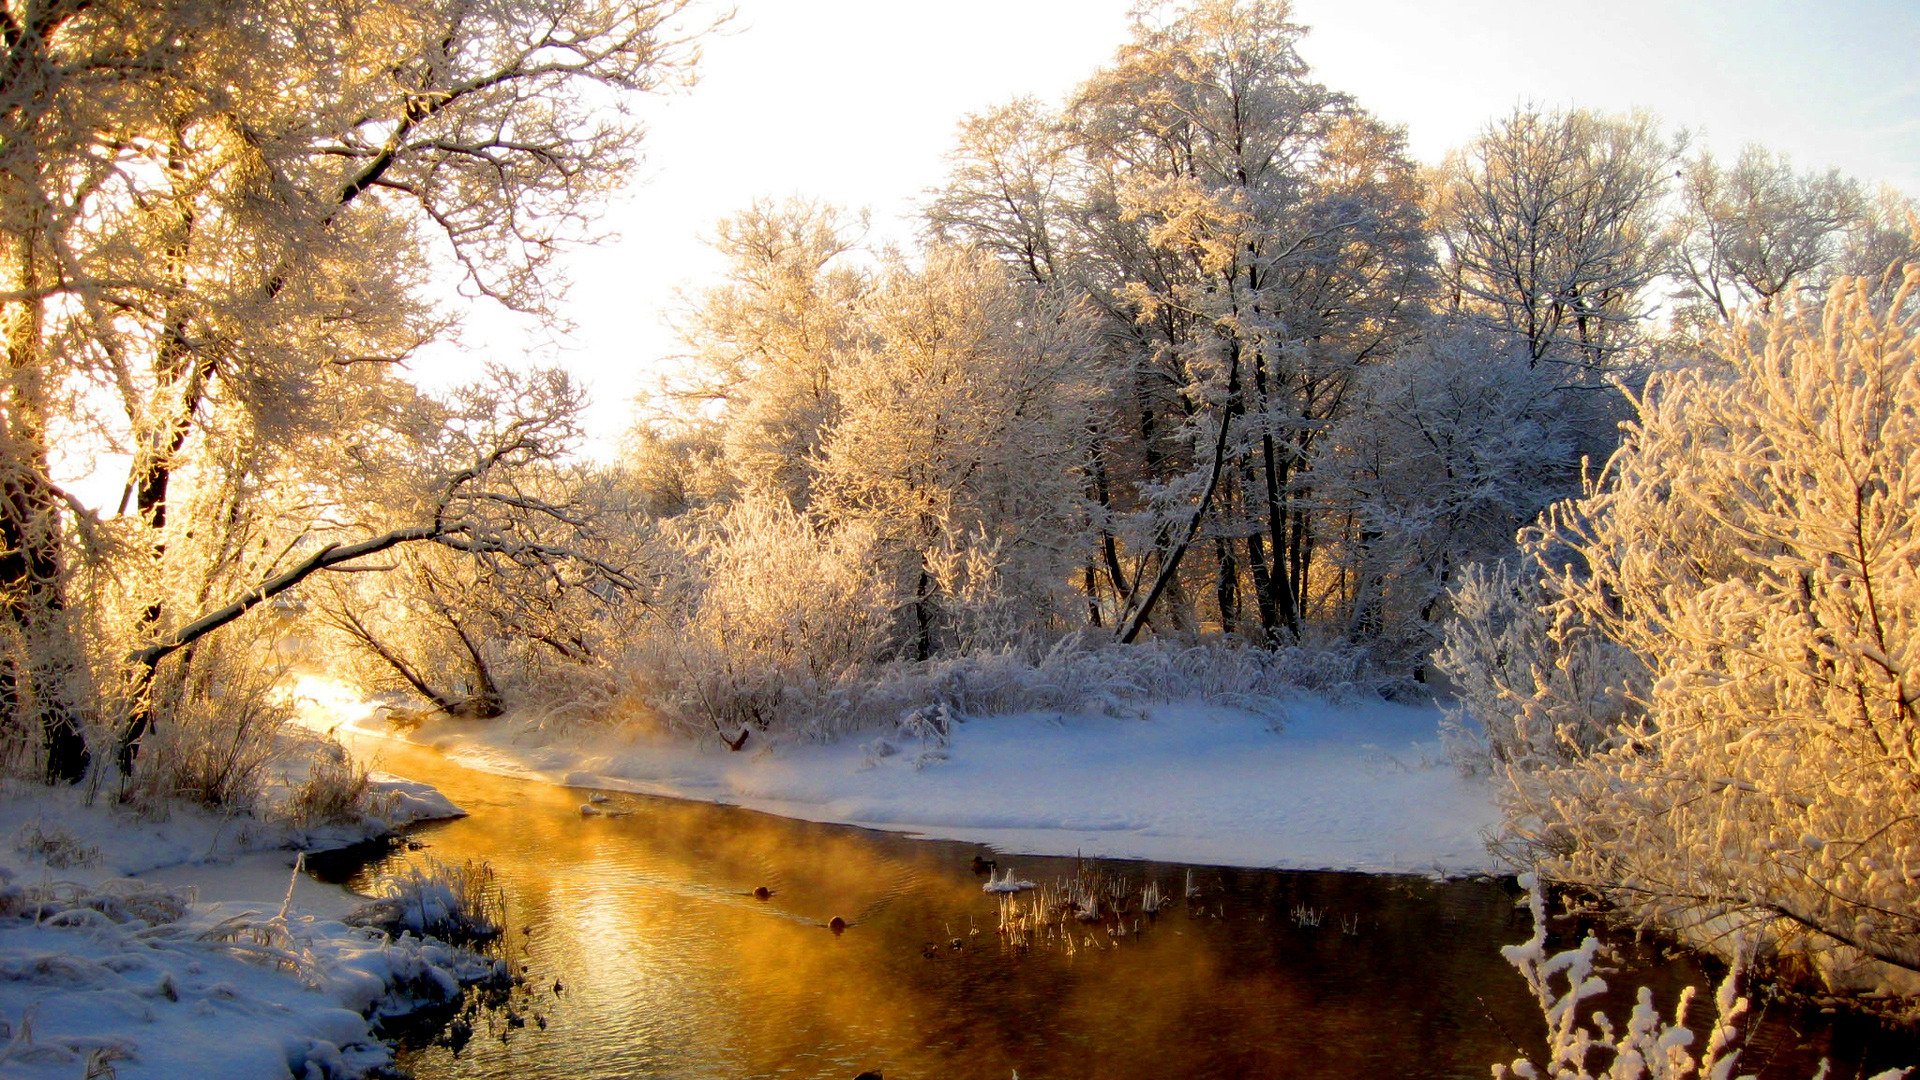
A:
277,672,379,735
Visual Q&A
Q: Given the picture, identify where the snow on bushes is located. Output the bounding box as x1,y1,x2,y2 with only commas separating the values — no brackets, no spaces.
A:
1445,272,1920,999
1495,875,1910,1080
350,857,504,941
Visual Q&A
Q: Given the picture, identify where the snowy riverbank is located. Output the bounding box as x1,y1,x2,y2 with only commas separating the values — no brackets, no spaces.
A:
313,682,1503,877
0,763,482,1079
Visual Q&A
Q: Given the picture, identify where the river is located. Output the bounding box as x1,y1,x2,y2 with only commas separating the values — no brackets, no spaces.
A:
312,736,1909,1079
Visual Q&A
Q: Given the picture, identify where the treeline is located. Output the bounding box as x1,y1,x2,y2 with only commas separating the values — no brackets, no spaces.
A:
1,0,1915,824
620,0,1915,694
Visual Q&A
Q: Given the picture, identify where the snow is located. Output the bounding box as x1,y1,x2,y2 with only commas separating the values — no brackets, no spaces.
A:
331,693,1503,876
0,760,478,1079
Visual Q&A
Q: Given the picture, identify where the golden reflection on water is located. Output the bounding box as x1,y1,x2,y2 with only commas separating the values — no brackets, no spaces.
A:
329,736,1798,1080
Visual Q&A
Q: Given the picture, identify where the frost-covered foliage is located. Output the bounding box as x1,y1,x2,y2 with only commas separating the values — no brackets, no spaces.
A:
813,246,1102,657
114,626,296,811
1495,875,1912,1080
1434,561,1645,782
1324,323,1616,665
353,858,505,942
1449,273,1920,996
281,738,385,829
622,496,894,739
624,613,1384,744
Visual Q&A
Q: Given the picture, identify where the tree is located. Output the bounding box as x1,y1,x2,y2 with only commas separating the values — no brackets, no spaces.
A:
1842,186,1920,303
812,247,1100,658
926,98,1078,290
1449,270,1920,988
1433,107,1677,371
673,198,871,508
123,367,642,744
1062,0,1429,643
0,0,709,780
313,369,645,721
1323,321,1580,664
1667,144,1863,322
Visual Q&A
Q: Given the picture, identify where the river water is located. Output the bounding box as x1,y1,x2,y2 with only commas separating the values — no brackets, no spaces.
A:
315,736,1909,1079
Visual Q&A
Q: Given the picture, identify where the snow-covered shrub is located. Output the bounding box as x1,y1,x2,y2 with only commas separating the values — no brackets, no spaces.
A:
1434,560,1646,778
850,635,1388,750
1453,272,1920,998
624,496,894,740
352,858,504,942
281,737,381,828
1495,875,1911,1080
126,629,292,812
11,821,101,869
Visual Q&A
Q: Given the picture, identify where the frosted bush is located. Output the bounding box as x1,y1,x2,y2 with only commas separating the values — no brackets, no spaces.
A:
841,636,1388,748
1435,560,1646,778
1496,875,1911,1080
1449,273,1920,999
281,737,384,828
618,496,894,740
352,858,504,942
125,629,294,812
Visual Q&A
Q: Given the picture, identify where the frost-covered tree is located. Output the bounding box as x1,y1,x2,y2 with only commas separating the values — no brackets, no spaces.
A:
1667,145,1863,322
813,248,1101,658
1843,186,1920,301
1323,322,1586,664
1449,270,1920,989
1433,108,1677,371
0,0,708,780
1057,0,1429,643
926,98,1079,290
675,199,872,507
314,370,647,722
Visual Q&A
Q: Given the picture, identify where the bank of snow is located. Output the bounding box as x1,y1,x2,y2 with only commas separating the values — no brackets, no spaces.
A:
0,765,480,1079
330,692,1501,876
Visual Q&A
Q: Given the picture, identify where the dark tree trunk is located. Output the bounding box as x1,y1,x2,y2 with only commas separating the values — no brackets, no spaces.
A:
0,460,86,783
1213,535,1239,632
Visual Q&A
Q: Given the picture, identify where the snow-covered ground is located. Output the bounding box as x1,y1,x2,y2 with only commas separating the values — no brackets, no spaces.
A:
310,680,1503,876
0,760,481,1079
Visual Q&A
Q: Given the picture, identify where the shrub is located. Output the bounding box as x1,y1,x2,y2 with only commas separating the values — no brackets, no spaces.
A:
1447,272,1920,996
351,858,504,942
281,737,383,828
124,632,291,812
1496,875,1911,1080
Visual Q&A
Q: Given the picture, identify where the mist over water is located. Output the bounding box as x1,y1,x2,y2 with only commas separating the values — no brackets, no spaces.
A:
315,738,1902,1080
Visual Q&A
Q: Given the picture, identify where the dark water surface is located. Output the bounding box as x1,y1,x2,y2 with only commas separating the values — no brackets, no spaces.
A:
315,736,1911,1080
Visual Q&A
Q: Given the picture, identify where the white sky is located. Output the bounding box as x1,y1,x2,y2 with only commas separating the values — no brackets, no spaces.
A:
421,0,1920,454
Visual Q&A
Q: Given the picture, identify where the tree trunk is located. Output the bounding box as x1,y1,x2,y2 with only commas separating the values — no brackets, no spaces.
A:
1213,535,1240,633
1117,343,1240,644
1,228,88,783
911,558,935,662
1082,561,1103,627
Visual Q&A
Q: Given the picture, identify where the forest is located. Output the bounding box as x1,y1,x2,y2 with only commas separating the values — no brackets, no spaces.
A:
4,0,1919,1034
